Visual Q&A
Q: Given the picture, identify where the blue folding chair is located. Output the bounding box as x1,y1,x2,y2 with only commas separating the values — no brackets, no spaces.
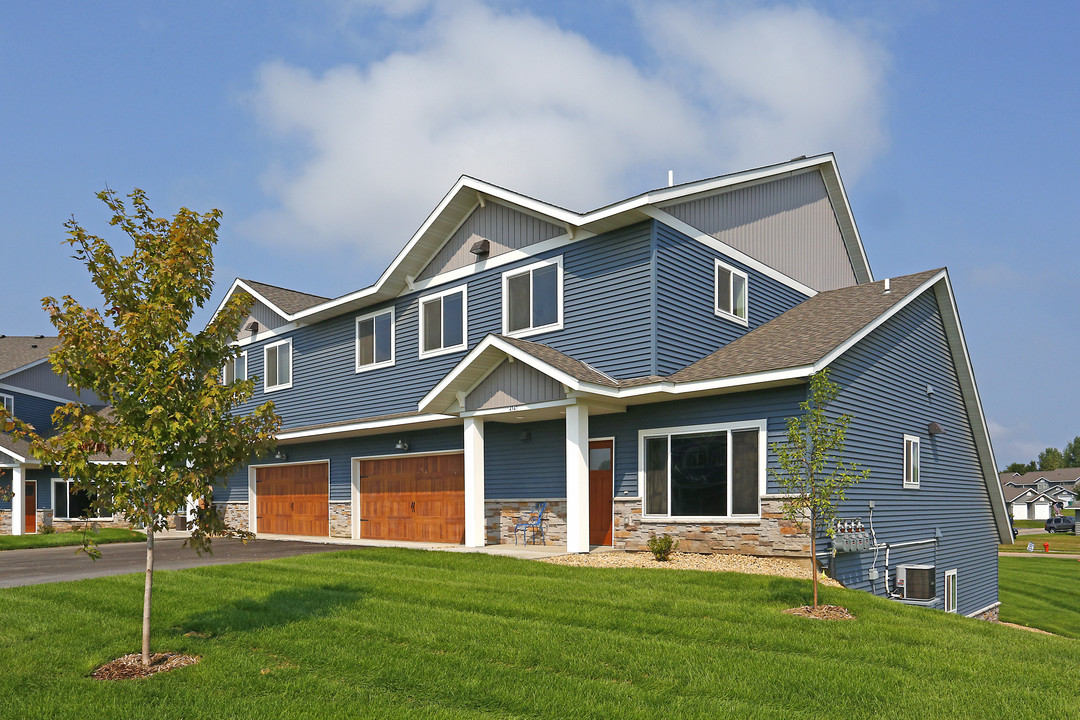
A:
514,502,547,545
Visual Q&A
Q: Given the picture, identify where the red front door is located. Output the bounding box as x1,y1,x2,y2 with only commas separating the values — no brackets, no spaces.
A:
24,481,36,534
588,440,614,546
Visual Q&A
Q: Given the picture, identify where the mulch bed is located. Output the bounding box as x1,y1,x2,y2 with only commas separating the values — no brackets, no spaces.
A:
783,604,856,621
91,652,200,680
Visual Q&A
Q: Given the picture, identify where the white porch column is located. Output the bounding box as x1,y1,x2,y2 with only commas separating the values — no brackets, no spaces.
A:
565,401,590,553
11,466,25,536
464,416,486,547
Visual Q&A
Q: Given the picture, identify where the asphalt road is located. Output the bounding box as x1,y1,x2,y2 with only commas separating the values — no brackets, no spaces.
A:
0,538,357,588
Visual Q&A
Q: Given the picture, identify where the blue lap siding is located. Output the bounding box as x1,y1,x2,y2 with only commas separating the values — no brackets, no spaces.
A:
825,289,999,616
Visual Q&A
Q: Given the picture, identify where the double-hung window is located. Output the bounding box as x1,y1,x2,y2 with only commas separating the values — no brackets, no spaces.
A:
356,308,395,371
222,351,247,384
419,287,467,358
264,339,293,392
715,259,749,324
0,393,12,417
903,434,920,488
641,420,765,518
52,479,110,520
502,256,563,337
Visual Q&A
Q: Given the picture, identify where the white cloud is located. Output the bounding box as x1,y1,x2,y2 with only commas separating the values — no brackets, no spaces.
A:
244,0,889,258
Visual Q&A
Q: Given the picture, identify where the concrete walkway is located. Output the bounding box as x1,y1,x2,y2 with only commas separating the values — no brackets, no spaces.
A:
0,533,569,588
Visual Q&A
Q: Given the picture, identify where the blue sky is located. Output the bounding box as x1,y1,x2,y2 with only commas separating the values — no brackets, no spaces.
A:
1,1,1076,466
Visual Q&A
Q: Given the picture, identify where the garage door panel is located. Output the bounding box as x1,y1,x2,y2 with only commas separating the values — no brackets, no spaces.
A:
256,462,329,537
360,453,464,543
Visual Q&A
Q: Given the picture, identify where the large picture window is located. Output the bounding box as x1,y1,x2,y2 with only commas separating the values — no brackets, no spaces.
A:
356,308,395,371
715,259,749,323
642,421,765,518
502,256,563,337
52,479,110,520
419,287,467,357
264,339,293,392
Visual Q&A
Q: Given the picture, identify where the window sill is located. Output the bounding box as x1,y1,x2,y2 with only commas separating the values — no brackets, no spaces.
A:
355,360,395,374
502,321,563,340
264,383,293,393
713,309,749,326
418,344,467,360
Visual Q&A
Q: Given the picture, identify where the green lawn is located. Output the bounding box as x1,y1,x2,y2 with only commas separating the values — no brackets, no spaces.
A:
999,555,1080,639
0,549,1076,719
999,531,1080,554
0,528,145,551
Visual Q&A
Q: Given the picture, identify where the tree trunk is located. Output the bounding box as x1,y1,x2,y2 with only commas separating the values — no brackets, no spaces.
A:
141,529,154,665
810,510,818,610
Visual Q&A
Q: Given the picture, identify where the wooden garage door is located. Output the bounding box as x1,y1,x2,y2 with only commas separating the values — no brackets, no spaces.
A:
256,463,329,536
358,453,464,543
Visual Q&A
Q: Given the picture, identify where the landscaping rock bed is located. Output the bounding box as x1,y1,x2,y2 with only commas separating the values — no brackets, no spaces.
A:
541,550,844,587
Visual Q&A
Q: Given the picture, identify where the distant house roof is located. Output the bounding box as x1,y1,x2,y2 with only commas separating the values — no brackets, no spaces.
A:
998,467,1080,487
238,279,330,316
0,335,60,376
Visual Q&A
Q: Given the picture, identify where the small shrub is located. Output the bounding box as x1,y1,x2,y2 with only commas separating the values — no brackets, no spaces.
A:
38,523,56,535
647,534,679,561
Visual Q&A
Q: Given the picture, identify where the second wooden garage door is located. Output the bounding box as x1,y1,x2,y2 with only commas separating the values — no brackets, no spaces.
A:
358,453,464,543
256,463,329,536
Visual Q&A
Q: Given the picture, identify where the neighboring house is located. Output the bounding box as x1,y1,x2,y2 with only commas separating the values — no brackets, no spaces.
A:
0,336,126,534
999,468,1079,519
208,153,1008,618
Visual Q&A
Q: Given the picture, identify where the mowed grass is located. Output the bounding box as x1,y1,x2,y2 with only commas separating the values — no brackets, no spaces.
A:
0,549,1076,720
999,555,1080,639
1000,531,1080,554
0,528,145,551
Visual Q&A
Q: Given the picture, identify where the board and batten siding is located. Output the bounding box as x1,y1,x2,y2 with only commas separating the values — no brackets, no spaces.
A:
825,289,999,616
465,360,563,411
662,170,857,292
653,221,810,376
231,222,656,431
237,300,290,341
417,201,565,281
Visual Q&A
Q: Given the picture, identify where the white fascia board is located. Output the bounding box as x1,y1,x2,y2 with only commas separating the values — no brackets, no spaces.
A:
814,271,946,371
642,208,818,298
276,413,457,442
0,445,28,463
209,278,292,326
0,356,53,381
932,272,1011,543
0,383,79,405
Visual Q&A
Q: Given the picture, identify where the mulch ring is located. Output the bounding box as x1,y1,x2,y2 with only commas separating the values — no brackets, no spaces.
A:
783,604,856,621
91,652,200,681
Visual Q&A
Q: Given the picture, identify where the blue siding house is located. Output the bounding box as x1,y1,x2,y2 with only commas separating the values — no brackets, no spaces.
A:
204,153,1011,618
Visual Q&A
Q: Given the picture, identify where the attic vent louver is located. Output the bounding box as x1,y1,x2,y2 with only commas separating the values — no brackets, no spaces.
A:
469,238,490,257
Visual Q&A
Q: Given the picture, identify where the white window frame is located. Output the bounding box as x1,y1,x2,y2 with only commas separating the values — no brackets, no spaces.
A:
638,419,767,520
418,285,468,359
714,259,749,325
501,255,564,338
51,478,112,520
0,393,12,416
944,569,957,613
355,307,396,373
222,351,247,384
903,434,920,488
263,338,293,392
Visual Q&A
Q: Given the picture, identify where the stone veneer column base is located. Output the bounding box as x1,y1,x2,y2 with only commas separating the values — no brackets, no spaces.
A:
485,500,567,545
971,603,1000,623
215,502,250,533
329,503,351,538
612,497,811,557
0,509,10,535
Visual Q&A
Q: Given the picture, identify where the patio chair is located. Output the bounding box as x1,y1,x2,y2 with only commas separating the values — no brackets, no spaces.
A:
513,502,547,545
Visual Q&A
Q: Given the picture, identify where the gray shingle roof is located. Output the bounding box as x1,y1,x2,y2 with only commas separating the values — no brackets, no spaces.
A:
496,336,620,387
241,279,330,316
0,335,60,376
999,468,1080,487
667,269,942,383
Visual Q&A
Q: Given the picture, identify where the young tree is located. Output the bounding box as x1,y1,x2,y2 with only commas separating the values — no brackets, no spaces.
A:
770,369,869,610
1062,436,1080,469
1038,447,1065,471
0,188,280,665
1003,461,1037,475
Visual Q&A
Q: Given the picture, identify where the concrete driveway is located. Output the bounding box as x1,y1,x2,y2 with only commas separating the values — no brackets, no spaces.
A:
0,537,355,589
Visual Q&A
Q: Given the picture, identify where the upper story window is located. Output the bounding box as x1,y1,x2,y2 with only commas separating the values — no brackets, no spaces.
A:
903,434,920,488
356,308,395,372
502,256,563,337
419,286,467,358
222,352,247,384
641,420,765,519
264,339,293,392
1,393,12,417
714,259,748,324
